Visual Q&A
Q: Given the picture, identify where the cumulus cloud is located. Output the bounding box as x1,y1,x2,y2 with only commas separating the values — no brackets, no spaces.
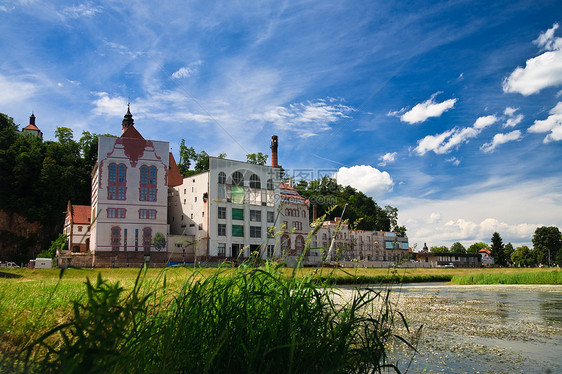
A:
393,92,457,124
480,130,522,153
91,92,128,116
378,152,397,167
413,115,498,155
503,23,562,95
254,99,355,138
335,165,393,198
528,101,562,143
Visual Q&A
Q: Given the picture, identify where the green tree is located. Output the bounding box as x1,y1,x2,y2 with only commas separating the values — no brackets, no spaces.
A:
504,243,514,265
393,225,407,237
178,139,196,176
430,245,449,253
38,233,68,259
490,232,505,266
532,226,562,266
246,152,268,165
450,242,466,254
511,245,535,267
152,232,167,251
467,242,489,254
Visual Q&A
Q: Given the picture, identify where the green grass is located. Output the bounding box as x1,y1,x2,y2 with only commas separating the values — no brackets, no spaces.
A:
450,269,562,285
1,263,412,373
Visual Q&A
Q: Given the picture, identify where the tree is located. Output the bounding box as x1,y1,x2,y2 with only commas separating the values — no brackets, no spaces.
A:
246,152,268,165
450,242,466,254
532,226,562,266
178,139,196,176
384,206,398,231
393,225,407,237
490,232,505,266
430,245,449,253
504,243,514,265
152,232,167,251
511,245,535,267
468,242,489,254
38,233,68,259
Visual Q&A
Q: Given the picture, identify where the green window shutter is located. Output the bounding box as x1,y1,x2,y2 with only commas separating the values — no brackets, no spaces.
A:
232,208,244,220
232,225,244,237
232,186,245,204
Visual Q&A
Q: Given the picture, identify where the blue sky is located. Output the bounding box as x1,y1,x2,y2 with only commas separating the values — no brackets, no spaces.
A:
1,0,561,249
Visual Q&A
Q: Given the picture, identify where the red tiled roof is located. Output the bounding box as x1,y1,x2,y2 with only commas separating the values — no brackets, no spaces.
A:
168,152,183,187
23,124,41,131
71,205,91,224
478,248,491,254
121,125,144,139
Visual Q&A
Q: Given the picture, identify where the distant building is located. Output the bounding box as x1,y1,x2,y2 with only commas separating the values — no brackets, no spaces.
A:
479,248,494,267
417,252,481,268
21,113,43,138
279,182,310,258
63,201,91,253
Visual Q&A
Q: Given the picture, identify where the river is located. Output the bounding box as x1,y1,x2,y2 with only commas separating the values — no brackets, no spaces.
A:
342,283,562,373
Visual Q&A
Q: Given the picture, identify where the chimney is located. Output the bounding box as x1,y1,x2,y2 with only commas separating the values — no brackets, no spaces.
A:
271,135,278,168
312,205,317,222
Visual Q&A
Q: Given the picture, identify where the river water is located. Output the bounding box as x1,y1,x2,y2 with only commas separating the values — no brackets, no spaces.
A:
344,283,562,373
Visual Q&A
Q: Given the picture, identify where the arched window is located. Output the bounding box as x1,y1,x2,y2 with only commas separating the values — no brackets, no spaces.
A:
302,210,306,217
281,234,291,252
266,179,273,190
142,227,152,252
295,235,305,253
140,165,157,201
250,174,261,188
232,171,244,186
285,208,291,216
108,163,126,200
294,209,299,217
218,172,226,184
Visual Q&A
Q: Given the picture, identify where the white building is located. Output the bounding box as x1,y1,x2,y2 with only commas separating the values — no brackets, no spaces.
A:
88,108,182,267
168,156,282,261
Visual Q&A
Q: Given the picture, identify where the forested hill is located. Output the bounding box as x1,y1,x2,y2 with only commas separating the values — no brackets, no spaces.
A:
0,113,105,261
293,177,404,234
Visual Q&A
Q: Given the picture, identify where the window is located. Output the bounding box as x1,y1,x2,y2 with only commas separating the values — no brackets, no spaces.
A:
267,179,273,190
401,242,409,250
107,208,116,218
218,206,226,219
77,226,83,232
135,229,139,251
143,227,152,252
139,209,157,219
218,223,226,236
250,226,261,238
218,172,226,184
198,224,203,231
250,174,261,188
281,234,291,252
231,186,244,204
108,163,126,200
218,243,226,257
385,241,394,249
293,221,302,231
232,171,244,186
250,210,261,222
232,208,244,221
140,165,157,201
232,225,244,237
267,211,275,223
295,235,305,253
111,226,121,251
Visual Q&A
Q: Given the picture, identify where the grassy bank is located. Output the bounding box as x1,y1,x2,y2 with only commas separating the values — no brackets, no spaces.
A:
450,268,562,285
0,264,411,373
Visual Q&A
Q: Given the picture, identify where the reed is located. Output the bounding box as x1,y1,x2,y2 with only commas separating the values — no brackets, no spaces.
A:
450,269,562,285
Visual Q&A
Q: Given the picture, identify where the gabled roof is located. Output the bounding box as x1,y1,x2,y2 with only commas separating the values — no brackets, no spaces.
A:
69,204,91,224
121,125,144,139
168,152,183,187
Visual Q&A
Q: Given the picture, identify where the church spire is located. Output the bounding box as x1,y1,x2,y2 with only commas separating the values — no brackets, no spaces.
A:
122,104,134,134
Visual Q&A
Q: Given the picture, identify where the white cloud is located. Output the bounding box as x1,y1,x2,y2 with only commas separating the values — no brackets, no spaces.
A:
503,23,562,95
446,157,460,166
336,165,393,198
504,107,518,117
413,115,497,155
473,115,498,129
480,130,522,153
387,177,562,248
397,92,457,124
61,3,102,19
171,60,203,79
255,99,355,138
378,152,397,167
91,92,128,116
528,101,562,143
0,74,36,104
504,114,524,128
